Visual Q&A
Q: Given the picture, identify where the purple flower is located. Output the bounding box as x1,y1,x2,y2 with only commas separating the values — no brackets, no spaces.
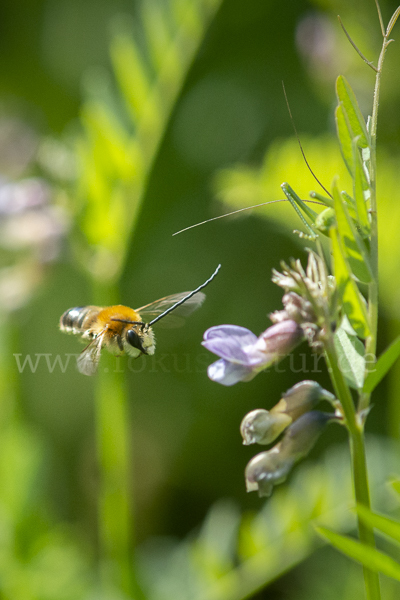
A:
202,320,304,386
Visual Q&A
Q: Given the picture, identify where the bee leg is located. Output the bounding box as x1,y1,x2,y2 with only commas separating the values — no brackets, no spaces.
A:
116,335,124,353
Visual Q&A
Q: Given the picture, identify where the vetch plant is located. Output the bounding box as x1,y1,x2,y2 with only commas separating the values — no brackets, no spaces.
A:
202,3,400,599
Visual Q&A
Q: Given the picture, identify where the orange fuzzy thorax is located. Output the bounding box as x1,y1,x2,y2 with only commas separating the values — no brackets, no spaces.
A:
95,305,142,335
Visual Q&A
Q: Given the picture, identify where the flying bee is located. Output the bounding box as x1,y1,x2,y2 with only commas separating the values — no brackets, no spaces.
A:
60,264,221,376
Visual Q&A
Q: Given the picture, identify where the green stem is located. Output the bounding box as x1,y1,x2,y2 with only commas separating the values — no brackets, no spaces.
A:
324,339,357,433
325,340,380,600
92,281,141,598
349,429,381,600
360,32,391,412
95,354,133,595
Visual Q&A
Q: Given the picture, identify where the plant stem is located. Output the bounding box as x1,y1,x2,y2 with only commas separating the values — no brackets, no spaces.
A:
349,429,381,600
332,12,399,596
95,353,133,596
360,31,391,412
92,281,140,598
325,340,380,600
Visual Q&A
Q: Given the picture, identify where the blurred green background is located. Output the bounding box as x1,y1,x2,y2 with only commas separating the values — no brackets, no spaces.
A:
1,0,400,598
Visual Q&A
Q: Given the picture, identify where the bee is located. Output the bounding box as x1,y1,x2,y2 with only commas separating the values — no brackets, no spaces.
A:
60,264,221,376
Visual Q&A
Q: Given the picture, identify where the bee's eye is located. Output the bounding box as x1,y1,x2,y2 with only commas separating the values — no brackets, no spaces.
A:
126,328,144,352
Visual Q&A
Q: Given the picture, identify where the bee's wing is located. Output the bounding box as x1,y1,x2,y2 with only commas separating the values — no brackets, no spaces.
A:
136,291,205,328
77,331,106,376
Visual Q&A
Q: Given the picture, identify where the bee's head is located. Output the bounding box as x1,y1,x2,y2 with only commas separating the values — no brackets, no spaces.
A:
125,323,155,357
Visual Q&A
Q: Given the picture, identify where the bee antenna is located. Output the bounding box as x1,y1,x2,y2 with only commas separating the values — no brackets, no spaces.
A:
111,319,145,326
149,264,221,326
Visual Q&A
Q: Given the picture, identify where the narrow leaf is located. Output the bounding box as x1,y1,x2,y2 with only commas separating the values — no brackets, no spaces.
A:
387,6,400,36
332,181,372,282
336,76,369,148
353,142,371,237
363,335,400,394
316,526,400,581
335,104,353,176
315,208,336,236
356,505,400,545
309,190,334,209
281,182,318,222
341,191,358,221
281,182,318,238
334,325,365,390
330,227,370,338
110,31,161,132
142,1,175,75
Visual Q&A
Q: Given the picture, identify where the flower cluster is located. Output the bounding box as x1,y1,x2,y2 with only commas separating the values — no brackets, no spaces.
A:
240,380,335,445
271,251,336,350
202,251,340,496
244,409,335,497
240,381,338,496
202,251,336,387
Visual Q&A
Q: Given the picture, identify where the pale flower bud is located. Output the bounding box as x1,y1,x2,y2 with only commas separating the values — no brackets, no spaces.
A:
245,411,332,497
240,409,292,445
240,381,335,447
245,447,293,497
272,380,336,421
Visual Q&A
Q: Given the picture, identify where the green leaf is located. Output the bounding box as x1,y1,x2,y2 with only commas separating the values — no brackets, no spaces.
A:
110,30,161,132
309,190,334,209
356,505,400,545
353,141,371,237
315,208,336,235
341,190,356,207
363,335,400,394
336,76,369,149
332,181,372,282
340,191,359,222
316,526,400,581
387,6,400,36
281,182,318,238
330,226,370,339
142,1,178,77
334,324,366,390
335,104,354,176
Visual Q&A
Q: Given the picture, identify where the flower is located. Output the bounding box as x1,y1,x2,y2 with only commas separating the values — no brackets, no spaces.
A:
240,409,292,445
271,251,336,349
240,381,336,445
202,320,304,386
245,411,334,497
273,380,336,421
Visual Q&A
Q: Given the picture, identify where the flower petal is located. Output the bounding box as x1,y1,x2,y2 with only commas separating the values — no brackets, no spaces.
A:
255,320,303,357
202,325,260,365
203,325,258,343
207,358,257,386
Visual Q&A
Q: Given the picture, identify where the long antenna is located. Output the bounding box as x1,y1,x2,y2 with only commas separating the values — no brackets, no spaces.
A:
282,81,332,198
172,199,325,236
149,264,221,326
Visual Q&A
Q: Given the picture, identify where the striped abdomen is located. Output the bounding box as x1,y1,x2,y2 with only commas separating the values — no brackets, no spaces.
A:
59,306,101,336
